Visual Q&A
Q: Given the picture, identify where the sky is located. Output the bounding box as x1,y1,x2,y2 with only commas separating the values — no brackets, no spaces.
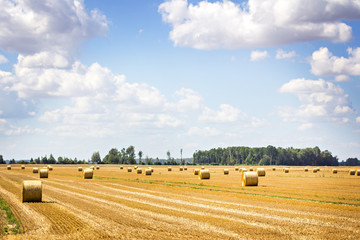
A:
0,0,360,161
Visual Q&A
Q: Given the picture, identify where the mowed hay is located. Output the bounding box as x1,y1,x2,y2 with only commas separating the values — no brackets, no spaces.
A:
127,167,132,172
33,168,38,173
193,169,200,175
168,167,172,171
223,169,229,175
83,168,93,179
332,169,337,174
349,169,355,175
39,169,48,178
283,168,289,173
21,165,25,169
256,168,266,177
242,172,258,187
78,167,82,171
199,169,210,179
304,168,308,172
22,180,42,202
356,170,360,176
137,168,142,174
145,169,152,175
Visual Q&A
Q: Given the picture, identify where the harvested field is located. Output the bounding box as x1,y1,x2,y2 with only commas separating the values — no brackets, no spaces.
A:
0,165,359,239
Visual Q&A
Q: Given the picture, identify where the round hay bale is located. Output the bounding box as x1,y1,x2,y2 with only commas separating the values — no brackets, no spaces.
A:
256,168,266,177
127,167,132,172
120,166,123,170
134,166,138,169
240,168,247,173
316,167,320,172
21,165,25,170
78,167,82,171
201,166,205,170
39,169,48,178
33,168,38,173
90,166,94,170
332,169,337,174
168,167,172,171
149,167,154,173
223,169,229,175
184,166,187,171
249,167,253,171
242,172,258,186
349,169,355,175
304,168,308,172
199,169,210,179
235,167,239,171
137,168,142,174
179,166,183,171
96,166,100,170
7,165,11,170
145,169,152,175
193,169,200,175
312,168,318,173
283,168,289,173
356,170,360,176
47,165,53,171
83,168,93,179
272,167,276,171
22,180,42,202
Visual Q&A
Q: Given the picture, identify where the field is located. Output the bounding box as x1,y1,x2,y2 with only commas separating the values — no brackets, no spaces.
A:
0,165,359,239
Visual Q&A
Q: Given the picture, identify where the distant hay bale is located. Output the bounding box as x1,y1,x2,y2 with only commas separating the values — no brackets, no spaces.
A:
127,167,132,172
199,169,210,179
242,172,258,186
193,169,200,175
332,169,337,174
304,168,308,172
168,167,172,171
47,165,53,171
235,167,239,171
223,169,229,175
148,167,154,173
78,167,82,171
283,168,289,173
184,166,187,170
83,168,93,179
137,168,142,174
145,169,152,175
33,168,38,173
22,180,42,202
120,166,123,170
316,167,320,172
240,168,247,173
201,166,205,170
179,166,183,171
312,168,318,173
272,167,276,171
90,166,94,170
349,169,356,175
356,170,360,176
7,165,11,170
134,166,138,169
39,169,48,178
256,168,266,177
249,167,253,171
96,166,100,170
21,165,25,169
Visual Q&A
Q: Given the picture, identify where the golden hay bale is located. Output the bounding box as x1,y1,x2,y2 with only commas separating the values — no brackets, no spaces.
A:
179,166,183,171
201,166,205,170
33,168,38,173
242,172,258,186
168,167,172,171
47,165,53,171
235,167,239,171
120,166,123,170
149,167,154,173
90,166,94,170
96,166,100,170
199,169,210,179
356,170,360,176
316,167,320,172
304,168,308,172
137,168,142,174
83,168,93,179
134,166,138,169
249,167,253,171
283,168,289,173
7,165,11,170
223,169,229,175
332,169,337,174
312,168,318,173
127,167,132,172
184,166,187,170
349,169,355,175
22,180,42,202
256,168,266,177
145,169,152,175
272,167,276,171
240,168,247,173
21,165,25,169
39,169,48,178
193,169,200,175
78,167,82,171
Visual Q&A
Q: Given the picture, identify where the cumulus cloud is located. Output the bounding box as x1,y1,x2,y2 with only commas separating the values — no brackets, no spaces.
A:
250,50,269,61
199,104,247,123
298,123,313,131
0,0,108,54
279,78,355,123
166,88,203,112
356,117,360,124
310,47,360,81
159,0,357,49
0,54,8,64
276,49,296,59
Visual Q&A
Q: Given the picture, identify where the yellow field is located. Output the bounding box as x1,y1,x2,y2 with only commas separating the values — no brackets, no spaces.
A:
0,165,359,239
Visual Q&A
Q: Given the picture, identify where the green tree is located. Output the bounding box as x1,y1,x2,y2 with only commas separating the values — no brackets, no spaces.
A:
91,151,102,164
126,146,136,164
138,150,143,164
0,155,4,164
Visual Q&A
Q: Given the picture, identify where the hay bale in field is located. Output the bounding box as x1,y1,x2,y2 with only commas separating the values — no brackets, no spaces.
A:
312,168,318,173
199,169,210,179
145,169,152,175
168,167,172,171
272,167,276,171
256,168,266,177
83,168,93,179
137,168,142,174
249,167,253,171
201,166,205,170
33,168,38,173
184,166,187,170
78,167,82,171
242,172,258,186
134,166,138,169
127,167,132,172
332,169,337,174
349,169,355,175
179,166,183,171
240,168,247,173
316,167,320,172
356,170,360,176
120,166,123,170
39,169,48,178
22,180,42,202
148,167,154,173
7,165,11,170
193,169,200,175
21,165,25,169
90,166,94,170
96,166,100,170
283,168,289,173
223,169,229,175
235,167,239,171
304,168,308,172
47,165,53,171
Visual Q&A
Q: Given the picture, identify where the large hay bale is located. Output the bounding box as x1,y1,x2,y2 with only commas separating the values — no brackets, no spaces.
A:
145,169,152,175
47,165,53,171
199,169,210,179
39,169,48,178
249,167,253,171
256,168,266,177
21,165,25,170
78,167,82,171
349,169,355,175
83,168,93,179
127,167,132,172
7,165,11,170
33,168,38,173
235,167,239,171
168,167,172,171
137,168,142,174
312,168,318,173
242,172,258,186
304,168,308,172
184,166,187,171
22,180,42,202
223,169,229,175
332,169,337,174
283,168,289,173
356,170,360,176
193,169,199,175
179,166,183,171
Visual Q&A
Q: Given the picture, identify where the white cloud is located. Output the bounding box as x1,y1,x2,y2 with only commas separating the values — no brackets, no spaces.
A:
279,78,355,123
250,50,269,61
187,126,221,137
276,49,296,59
159,0,357,49
310,47,360,81
356,117,360,124
166,88,203,112
0,54,8,64
0,0,108,54
298,123,313,131
199,104,246,123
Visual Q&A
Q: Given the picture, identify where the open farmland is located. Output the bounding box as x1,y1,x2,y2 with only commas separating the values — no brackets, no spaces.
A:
0,165,359,239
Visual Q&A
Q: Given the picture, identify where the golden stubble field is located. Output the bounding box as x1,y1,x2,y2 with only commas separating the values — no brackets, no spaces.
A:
0,165,359,240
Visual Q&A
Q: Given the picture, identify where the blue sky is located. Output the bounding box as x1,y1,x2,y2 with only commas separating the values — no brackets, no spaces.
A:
0,0,360,161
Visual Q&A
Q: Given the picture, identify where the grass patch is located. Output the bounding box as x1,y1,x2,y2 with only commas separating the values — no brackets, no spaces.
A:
0,197,21,235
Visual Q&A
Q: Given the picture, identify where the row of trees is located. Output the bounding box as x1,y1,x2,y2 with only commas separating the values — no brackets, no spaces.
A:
192,146,340,166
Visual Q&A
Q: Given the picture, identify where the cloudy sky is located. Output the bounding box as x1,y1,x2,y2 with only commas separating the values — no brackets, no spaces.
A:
0,0,360,161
